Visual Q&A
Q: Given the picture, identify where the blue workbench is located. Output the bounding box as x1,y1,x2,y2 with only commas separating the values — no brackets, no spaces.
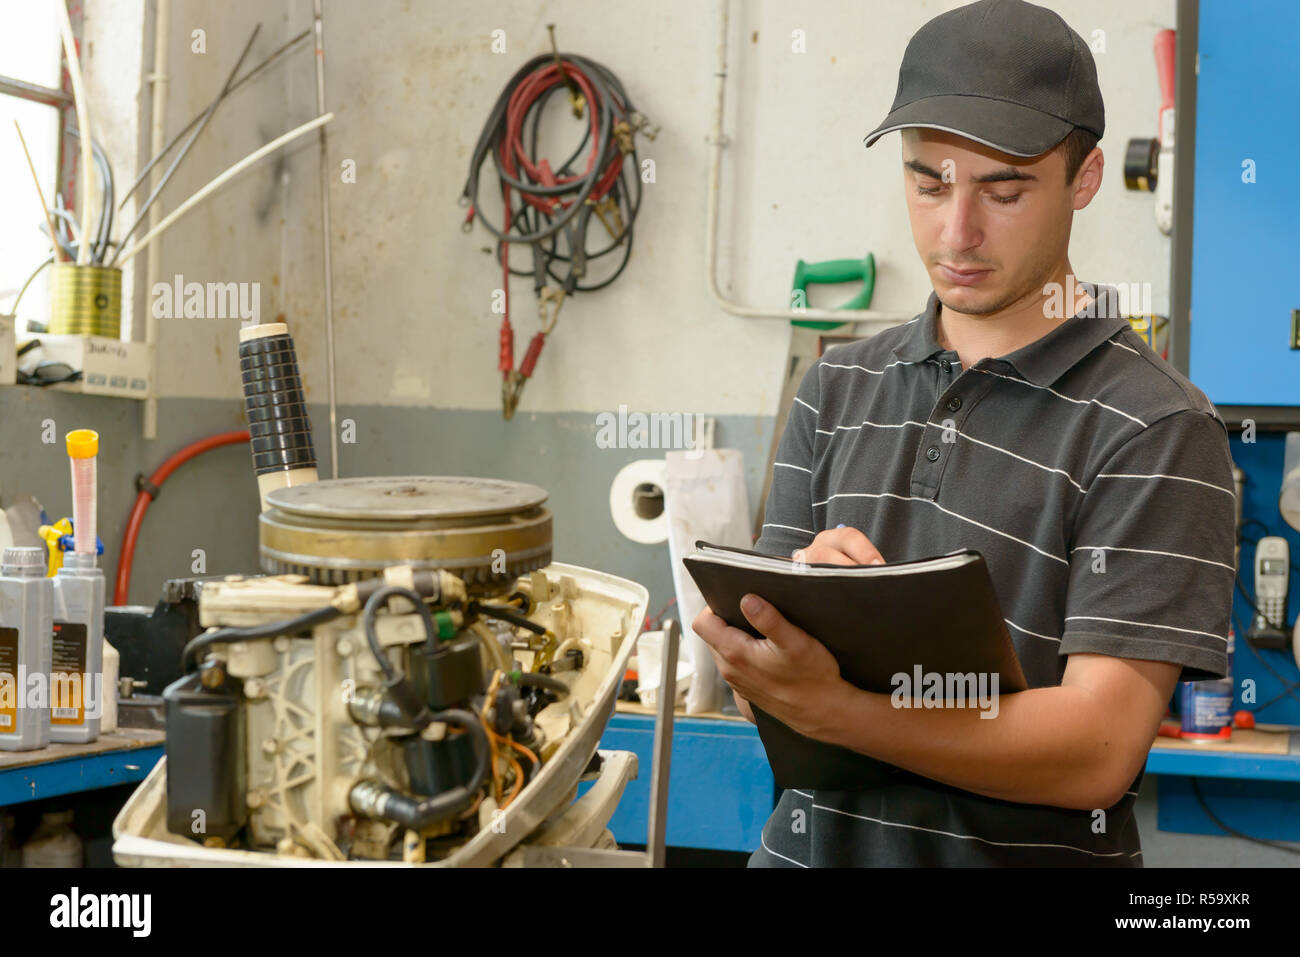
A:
5,718,1293,849
0,730,164,806
1148,731,1300,842
592,708,775,852
596,709,1300,852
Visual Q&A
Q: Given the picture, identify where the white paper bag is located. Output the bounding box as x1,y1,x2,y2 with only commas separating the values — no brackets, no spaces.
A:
663,448,752,714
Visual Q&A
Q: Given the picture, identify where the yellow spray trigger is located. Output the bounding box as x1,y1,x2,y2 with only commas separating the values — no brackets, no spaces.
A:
38,518,73,576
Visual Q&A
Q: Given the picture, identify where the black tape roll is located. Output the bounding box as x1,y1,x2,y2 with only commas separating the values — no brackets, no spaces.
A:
247,415,314,437
241,373,307,395
250,432,317,454
239,332,317,478
243,386,309,408
251,448,318,474
243,403,311,425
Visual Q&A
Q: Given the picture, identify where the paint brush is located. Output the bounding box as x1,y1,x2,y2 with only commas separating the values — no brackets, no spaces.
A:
15,119,66,263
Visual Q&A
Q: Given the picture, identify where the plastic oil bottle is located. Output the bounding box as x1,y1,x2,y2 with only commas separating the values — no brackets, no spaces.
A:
49,430,105,744
0,546,53,751
20,810,83,867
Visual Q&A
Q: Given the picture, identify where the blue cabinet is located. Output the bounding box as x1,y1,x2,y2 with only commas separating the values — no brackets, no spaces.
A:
1188,0,1300,406
589,712,775,853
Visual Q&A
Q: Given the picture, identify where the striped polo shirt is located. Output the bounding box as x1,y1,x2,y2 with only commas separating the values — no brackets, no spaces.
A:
749,282,1237,867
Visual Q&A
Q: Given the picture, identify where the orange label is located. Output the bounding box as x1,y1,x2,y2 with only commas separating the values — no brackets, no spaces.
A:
50,622,86,726
0,627,18,732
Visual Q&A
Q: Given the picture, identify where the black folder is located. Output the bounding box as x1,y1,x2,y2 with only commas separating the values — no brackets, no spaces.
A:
682,541,1028,790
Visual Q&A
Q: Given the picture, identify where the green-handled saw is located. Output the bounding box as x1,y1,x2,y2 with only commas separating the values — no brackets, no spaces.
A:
753,252,876,540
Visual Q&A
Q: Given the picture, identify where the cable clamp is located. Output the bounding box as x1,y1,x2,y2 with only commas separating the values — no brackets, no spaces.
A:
538,286,565,334
135,473,162,499
628,111,659,142
612,119,636,155
587,195,626,242
502,369,525,420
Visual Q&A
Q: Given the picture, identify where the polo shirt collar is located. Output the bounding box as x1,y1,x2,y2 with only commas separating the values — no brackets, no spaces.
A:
891,282,1133,387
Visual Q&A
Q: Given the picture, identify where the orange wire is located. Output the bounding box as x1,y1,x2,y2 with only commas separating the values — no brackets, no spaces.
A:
500,732,539,769
502,756,525,808
485,725,539,812
458,790,485,821
475,669,544,812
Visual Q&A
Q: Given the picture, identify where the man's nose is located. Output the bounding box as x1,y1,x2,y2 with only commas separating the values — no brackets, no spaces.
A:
940,192,983,253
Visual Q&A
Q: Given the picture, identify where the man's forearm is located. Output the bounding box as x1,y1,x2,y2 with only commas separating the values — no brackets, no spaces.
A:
815,680,1139,810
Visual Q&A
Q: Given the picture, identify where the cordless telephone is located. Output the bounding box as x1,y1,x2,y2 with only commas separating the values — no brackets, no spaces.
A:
1249,537,1290,649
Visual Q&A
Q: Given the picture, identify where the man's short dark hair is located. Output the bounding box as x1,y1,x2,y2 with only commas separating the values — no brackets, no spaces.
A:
1056,127,1099,184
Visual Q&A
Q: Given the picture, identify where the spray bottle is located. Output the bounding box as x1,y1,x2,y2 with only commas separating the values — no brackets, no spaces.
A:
0,547,53,751
49,430,106,743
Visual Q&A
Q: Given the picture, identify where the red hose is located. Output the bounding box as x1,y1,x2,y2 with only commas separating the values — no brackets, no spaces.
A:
114,430,250,605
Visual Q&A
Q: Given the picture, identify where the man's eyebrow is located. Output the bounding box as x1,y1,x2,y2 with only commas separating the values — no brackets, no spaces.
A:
904,159,1037,184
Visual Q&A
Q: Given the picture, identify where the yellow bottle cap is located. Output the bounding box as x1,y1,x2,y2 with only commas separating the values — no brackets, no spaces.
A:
65,429,99,459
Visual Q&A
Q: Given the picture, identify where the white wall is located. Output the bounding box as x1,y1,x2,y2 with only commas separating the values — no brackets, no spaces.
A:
144,0,1175,413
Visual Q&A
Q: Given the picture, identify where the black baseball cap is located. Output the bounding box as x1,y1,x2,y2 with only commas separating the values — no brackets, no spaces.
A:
863,0,1104,157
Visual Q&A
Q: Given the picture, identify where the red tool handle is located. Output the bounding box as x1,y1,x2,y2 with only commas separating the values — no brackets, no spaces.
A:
499,317,514,375
520,332,546,378
1154,29,1176,141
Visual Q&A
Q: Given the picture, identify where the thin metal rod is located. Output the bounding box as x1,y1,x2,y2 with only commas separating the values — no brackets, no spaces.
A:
645,618,679,868
111,24,261,265
143,0,172,441
0,74,72,107
118,28,311,211
314,0,339,479
1168,0,1198,377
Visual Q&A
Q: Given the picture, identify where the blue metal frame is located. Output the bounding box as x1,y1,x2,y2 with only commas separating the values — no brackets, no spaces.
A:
1147,731,1300,842
1187,0,1300,406
1225,433,1300,727
596,713,1300,850
1155,776,1300,841
1147,742,1300,783
590,712,774,853
0,745,163,805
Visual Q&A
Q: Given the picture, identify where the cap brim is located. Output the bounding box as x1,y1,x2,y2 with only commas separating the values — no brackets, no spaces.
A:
863,94,1075,157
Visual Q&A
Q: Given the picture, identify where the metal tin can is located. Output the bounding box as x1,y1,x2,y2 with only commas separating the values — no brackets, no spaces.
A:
49,263,122,338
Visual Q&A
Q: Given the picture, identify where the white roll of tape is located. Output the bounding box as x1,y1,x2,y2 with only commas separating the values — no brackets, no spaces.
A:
609,458,669,544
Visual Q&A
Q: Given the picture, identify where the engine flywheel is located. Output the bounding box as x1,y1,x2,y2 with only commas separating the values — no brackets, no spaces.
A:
258,476,552,592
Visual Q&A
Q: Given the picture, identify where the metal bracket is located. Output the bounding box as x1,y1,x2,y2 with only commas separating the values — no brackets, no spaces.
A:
502,369,524,420
509,618,680,867
538,286,565,334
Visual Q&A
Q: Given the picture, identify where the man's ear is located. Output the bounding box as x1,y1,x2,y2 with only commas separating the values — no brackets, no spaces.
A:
1070,146,1104,210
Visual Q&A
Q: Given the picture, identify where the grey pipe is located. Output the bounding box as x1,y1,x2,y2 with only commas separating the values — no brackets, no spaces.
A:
313,0,340,480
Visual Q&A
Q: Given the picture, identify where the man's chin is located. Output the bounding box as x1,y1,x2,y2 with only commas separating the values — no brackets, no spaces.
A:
934,283,1006,316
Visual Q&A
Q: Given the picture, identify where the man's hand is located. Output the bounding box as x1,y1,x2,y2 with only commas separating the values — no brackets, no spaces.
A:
710,526,883,727
693,594,846,740
732,690,756,723
792,526,886,567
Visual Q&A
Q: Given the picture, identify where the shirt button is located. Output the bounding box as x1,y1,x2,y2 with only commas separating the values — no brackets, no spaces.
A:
939,359,952,372
945,396,962,412
926,446,940,461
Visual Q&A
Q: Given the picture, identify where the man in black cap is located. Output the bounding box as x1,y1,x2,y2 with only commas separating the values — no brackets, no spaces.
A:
694,0,1236,866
